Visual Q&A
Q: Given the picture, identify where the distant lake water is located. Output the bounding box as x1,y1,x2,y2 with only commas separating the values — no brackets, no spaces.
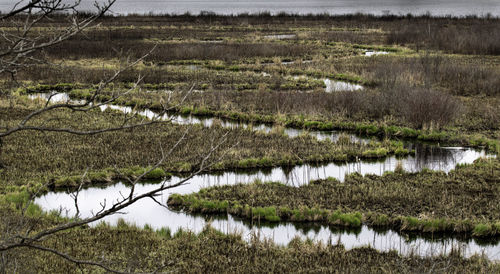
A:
1,0,499,16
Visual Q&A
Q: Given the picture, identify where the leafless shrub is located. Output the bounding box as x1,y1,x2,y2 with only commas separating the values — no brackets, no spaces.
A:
370,55,500,97
387,21,500,55
390,87,461,129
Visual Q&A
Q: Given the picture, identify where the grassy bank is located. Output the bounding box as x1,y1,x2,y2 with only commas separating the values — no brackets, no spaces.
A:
168,158,500,237
0,98,411,191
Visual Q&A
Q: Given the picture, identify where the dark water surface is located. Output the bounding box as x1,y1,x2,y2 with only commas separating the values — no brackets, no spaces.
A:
1,0,499,16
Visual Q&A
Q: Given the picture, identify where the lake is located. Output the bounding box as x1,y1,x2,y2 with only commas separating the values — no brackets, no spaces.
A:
1,0,499,16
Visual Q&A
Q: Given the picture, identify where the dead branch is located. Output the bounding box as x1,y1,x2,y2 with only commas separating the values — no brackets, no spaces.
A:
0,1,230,272
0,1,116,77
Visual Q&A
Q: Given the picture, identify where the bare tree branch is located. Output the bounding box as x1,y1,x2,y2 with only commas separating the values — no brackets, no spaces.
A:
0,1,229,272
0,44,161,139
1,1,45,20
0,1,116,76
0,132,228,252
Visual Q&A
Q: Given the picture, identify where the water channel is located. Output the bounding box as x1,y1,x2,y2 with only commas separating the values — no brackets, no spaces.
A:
29,92,499,260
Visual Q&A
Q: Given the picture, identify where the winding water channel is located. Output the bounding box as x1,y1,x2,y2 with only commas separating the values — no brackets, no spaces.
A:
30,92,499,260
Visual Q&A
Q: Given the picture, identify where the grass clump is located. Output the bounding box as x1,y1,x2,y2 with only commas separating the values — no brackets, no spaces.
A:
328,211,362,227
252,206,281,222
362,148,388,158
473,223,500,237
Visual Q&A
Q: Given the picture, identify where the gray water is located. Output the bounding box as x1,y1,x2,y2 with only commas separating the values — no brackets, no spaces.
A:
264,34,297,40
289,75,365,92
36,182,500,260
365,51,389,57
29,92,499,260
1,0,499,16
35,149,499,260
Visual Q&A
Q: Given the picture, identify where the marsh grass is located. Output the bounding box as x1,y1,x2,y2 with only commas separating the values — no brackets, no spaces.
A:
1,13,500,271
21,84,499,148
1,214,497,272
13,84,500,149
168,158,500,235
0,98,408,190
3,16,498,138
43,40,312,62
66,86,464,132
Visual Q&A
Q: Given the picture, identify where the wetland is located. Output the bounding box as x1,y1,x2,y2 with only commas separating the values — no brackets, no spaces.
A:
1,12,499,272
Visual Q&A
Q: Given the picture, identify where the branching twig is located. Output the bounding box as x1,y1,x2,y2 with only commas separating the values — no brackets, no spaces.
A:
0,1,230,272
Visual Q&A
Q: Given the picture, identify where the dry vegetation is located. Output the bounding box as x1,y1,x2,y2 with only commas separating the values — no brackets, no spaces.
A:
1,222,497,273
1,13,499,271
5,14,498,137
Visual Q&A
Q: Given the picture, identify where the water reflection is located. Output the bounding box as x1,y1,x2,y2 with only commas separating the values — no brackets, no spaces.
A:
29,92,499,260
324,79,363,92
290,75,364,92
28,92,369,143
36,181,500,260
35,145,497,259
365,51,389,57
264,34,296,40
